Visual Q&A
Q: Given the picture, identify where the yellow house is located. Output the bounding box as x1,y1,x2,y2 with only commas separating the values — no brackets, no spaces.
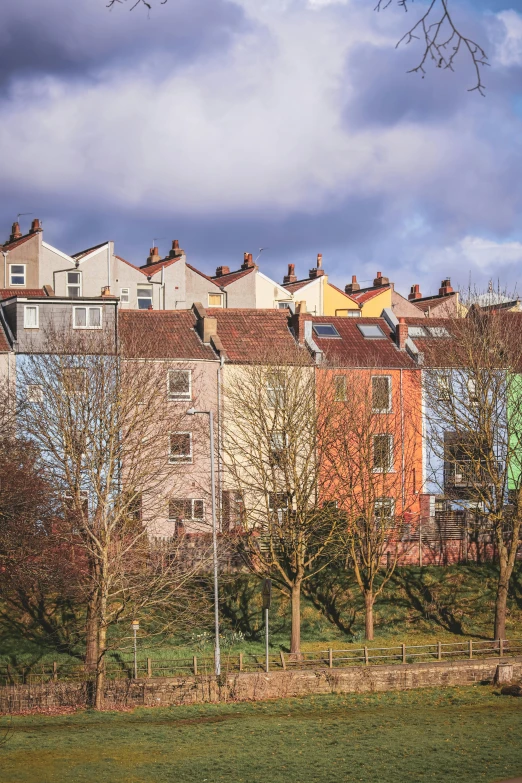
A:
281,258,392,317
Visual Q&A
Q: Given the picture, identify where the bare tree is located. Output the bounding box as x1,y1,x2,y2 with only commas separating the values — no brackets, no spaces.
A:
422,305,522,640
325,368,421,640
221,351,339,658
107,0,488,94
376,0,488,95
18,326,211,708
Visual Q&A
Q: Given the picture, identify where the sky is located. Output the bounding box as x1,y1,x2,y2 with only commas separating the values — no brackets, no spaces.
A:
1,0,521,299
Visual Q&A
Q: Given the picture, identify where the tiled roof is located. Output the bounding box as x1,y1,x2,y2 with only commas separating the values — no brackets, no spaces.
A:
186,264,221,287
72,242,108,260
402,317,455,367
350,286,390,305
310,316,415,368
1,233,38,251
282,278,313,293
210,267,255,287
207,308,311,364
328,283,358,304
138,256,181,276
118,310,217,360
0,289,47,299
0,321,11,352
412,293,457,313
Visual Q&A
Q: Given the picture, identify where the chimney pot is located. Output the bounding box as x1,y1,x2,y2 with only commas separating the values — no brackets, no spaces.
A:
345,274,360,294
215,266,230,277
408,283,422,301
373,271,390,287
317,253,322,268
241,252,255,270
29,218,42,234
172,239,179,250
10,221,22,242
283,263,297,285
439,278,454,296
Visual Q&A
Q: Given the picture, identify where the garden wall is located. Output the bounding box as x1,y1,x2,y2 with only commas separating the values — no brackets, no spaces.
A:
1,657,521,714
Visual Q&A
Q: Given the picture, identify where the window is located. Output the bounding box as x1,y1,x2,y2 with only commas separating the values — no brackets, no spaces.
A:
373,434,393,472
120,288,129,304
426,326,450,338
374,498,394,526
408,326,427,338
334,375,347,401
67,271,81,297
221,490,244,531
347,310,362,318
372,376,391,412
437,375,451,402
73,306,102,329
270,431,287,464
312,324,340,338
137,285,153,310
168,369,192,401
27,384,43,403
467,378,479,405
358,324,386,339
269,492,290,511
278,301,292,310
9,264,25,286
266,373,284,408
208,293,224,307
169,432,192,463
63,367,87,394
24,305,39,329
169,498,204,522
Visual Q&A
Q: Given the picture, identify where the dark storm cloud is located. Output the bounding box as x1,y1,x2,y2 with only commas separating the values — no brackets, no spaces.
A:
0,0,247,91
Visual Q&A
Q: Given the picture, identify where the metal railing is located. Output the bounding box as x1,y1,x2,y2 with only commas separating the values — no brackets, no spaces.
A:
1,638,520,685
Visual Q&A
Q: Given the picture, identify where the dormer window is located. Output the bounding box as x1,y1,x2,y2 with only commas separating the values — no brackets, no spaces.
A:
9,264,25,286
312,324,340,338
358,324,386,339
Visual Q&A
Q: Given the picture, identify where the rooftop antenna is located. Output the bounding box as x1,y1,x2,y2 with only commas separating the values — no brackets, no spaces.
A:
152,237,164,248
254,247,268,264
16,212,33,221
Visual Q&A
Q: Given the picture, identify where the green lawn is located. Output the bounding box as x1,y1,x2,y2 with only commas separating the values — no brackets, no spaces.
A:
1,687,522,783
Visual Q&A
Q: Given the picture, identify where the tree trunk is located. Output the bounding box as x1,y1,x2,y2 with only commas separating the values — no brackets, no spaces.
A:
290,582,302,658
85,594,98,675
494,576,509,642
364,590,374,641
94,622,107,710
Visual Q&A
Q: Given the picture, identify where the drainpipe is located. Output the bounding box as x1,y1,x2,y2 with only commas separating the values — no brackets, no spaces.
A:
161,264,165,310
2,251,8,288
107,243,111,290
217,354,224,524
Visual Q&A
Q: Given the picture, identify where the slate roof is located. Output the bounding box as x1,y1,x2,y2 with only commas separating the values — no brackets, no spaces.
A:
210,267,255,287
309,316,416,369
118,310,217,361
207,308,310,364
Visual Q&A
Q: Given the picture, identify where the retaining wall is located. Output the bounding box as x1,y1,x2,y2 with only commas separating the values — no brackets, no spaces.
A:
2,656,521,713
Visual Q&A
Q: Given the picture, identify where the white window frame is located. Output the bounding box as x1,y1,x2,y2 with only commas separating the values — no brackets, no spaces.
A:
373,434,394,473
374,497,395,524
334,374,347,402
437,374,451,402
207,292,224,308
167,369,192,401
119,287,130,304
73,306,102,330
137,284,153,310
9,263,26,286
24,305,39,329
169,431,193,464
277,301,293,310
67,271,82,298
266,374,284,409
372,375,392,413
168,498,204,522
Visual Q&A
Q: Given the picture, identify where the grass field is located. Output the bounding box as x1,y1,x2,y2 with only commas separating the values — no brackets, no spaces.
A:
1,687,522,783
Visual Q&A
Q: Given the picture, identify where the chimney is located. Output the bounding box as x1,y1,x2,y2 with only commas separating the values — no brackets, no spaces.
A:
396,317,408,350
289,301,311,344
147,246,161,265
241,252,255,270
309,253,325,279
193,302,218,344
345,275,360,294
29,218,42,234
168,239,184,259
373,271,390,287
10,222,22,242
408,284,422,301
215,266,230,277
439,278,454,296
283,263,297,284
101,286,112,297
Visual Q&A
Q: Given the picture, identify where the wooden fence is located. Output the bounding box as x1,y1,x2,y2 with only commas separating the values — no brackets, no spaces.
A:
1,638,521,685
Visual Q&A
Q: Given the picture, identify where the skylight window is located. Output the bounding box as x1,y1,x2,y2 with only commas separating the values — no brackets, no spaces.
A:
408,326,427,338
357,324,386,339
426,326,450,338
312,324,340,338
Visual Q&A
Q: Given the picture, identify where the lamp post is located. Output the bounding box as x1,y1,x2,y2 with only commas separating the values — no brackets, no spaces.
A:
187,408,221,676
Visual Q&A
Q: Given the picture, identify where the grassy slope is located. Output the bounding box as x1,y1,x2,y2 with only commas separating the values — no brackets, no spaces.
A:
2,565,522,669
1,687,522,783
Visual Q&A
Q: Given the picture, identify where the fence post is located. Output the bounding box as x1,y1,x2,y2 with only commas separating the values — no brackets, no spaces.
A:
239,652,243,672
328,649,333,669
364,646,369,666
402,644,406,664
53,661,57,681
147,658,152,678
468,640,473,659
437,641,442,661
193,656,198,676
499,639,504,658
280,651,286,671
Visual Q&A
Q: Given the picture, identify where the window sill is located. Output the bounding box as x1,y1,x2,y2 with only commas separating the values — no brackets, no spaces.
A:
73,326,102,330
24,326,39,330
169,458,193,464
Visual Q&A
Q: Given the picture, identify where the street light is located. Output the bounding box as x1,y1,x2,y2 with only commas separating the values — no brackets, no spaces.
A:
186,407,221,676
